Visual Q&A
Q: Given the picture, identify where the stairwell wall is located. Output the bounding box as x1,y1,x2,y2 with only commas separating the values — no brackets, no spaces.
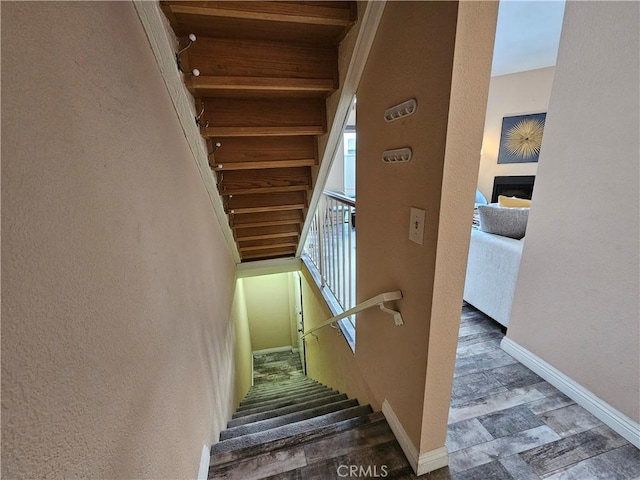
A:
354,0,460,450
232,280,253,406
301,2,496,472
2,3,239,478
243,274,295,352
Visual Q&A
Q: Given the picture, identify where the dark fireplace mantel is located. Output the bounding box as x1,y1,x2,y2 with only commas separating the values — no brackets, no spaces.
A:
491,175,535,203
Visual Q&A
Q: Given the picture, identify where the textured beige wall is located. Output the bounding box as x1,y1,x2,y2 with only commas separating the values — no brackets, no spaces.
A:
355,1,459,447
508,1,639,422
232,280,253,406
420,1,498,455
243,274,293,351
1,3,238,478
477,67,555,200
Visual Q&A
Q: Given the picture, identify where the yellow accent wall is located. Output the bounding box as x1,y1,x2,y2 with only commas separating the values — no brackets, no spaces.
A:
232,280,253,406
300,266,377,408
243,274,294,351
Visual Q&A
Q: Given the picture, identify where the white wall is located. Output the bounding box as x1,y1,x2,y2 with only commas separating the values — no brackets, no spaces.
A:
325,136,346,192
478,67,556,200
232,280,253,406
507,1,639,423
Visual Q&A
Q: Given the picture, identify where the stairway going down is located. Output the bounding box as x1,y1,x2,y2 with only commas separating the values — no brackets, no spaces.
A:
208,351,415,479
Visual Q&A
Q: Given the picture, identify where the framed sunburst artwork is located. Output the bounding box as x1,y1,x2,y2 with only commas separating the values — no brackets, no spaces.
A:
497,112,546,163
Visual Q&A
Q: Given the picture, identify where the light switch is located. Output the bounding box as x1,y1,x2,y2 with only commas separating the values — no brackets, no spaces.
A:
409,207,425,244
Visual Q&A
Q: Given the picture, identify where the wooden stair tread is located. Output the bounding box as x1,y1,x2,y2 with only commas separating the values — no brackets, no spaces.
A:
187,75,336,98
210,407,376,463
202,126,325,137
231,211,303,229
164,2,355,27
240,249,296,261
218,167,311,196
162,0,357,262
161,1,355,47
227,393,349,429
211,159,316,171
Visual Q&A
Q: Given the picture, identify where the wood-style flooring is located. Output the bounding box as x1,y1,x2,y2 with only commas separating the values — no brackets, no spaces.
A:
431,303,640,480
214,305,639,479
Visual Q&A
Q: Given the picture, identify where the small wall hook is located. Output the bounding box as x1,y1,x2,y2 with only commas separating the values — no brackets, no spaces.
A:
208,142,221,157
195,102,205,126
176,33,200,77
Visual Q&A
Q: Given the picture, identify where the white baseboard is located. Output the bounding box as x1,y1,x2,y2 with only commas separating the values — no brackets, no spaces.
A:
252,346,293,355
382,400,449,475
196,444,210,480
501,337,640,448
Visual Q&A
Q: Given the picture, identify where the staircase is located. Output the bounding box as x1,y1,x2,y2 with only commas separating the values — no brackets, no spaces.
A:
160,2,358,263
208,351,414,479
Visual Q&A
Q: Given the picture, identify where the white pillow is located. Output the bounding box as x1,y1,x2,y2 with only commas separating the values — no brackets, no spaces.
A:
478,205,529,239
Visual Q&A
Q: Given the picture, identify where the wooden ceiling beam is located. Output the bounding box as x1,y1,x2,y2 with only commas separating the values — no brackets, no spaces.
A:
184,37,337,81
221,185,309,196
230,210,303,229
211,159,316,171
202,126,325,137
239,242,299,252
229,204,305,215
198,97,326,134
218,167,311,196
232,219,302,229
228,185,310,196
240,248,296,261
166,2,354,27
186,76,335,96
236,232,300,242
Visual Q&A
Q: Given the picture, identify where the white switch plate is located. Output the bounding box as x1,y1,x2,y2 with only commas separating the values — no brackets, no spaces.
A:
409,207,425,244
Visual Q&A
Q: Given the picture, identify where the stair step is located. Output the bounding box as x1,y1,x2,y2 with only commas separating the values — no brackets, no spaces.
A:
228,393,349,429
210,411,384,470
240,384,331,407
244,378,319,395
247,377,315,393
252,368,306,385
232,389,340,419
243,380,319,399
253,351,301,362
268,438,410,480
209,416,397,480
221,398,359,440
211,405,373,456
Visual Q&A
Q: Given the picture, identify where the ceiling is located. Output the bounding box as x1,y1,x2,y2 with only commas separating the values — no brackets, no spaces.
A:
160,1,356,263
491,0,566,76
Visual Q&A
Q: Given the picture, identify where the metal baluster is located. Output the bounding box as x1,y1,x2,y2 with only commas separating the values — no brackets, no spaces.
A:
318,197,326,286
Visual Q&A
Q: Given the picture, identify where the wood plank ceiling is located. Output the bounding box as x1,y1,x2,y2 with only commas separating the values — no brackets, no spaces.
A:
160,1,357,262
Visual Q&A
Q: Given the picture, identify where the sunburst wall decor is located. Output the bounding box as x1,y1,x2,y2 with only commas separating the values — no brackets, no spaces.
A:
498,112,547,163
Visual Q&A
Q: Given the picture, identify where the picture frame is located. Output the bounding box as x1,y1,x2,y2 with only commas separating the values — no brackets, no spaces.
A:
497,112,547,164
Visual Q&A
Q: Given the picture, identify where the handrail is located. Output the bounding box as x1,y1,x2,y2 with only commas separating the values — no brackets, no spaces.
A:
302,290,403,339
324,190,356,207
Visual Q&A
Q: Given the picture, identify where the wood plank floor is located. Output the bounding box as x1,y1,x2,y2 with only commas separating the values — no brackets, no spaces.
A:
220,306,639,479
424,303,640,480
